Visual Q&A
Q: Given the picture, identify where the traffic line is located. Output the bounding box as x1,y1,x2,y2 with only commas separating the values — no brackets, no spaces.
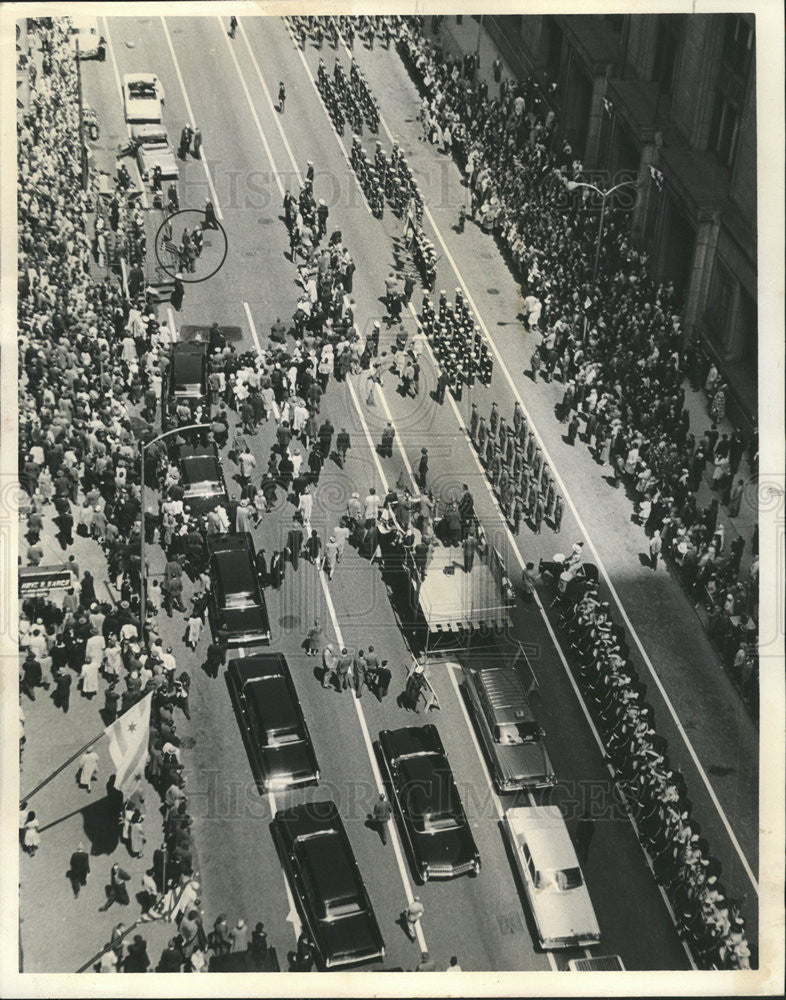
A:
237,18,304,186
266,790,304,942
345,378,394,490
166,305,177,338
100,15,129,138
367,368,418,492
234,25,413,490
354,42,758,893
445,665,504,821
217,19,285,200
240,287,425,952
159,16,223,219
316,563,428,954
241,301,279,421
412,304,696,969
446,664,558,972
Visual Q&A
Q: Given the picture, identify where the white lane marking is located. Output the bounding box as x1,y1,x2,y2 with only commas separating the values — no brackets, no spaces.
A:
159,16,223,219
217,19,285,200
283,20,372,216
238,19,303,186
445,666,556,970
368,50,760,888
266,789,303,941
371,374,418,492
242,301,279,420
166,306,177,339
345,377,392,491
317,567,427,953
241,288,424,949
100,16,129,140
242,23,414,490
416,312,696,968
446,665,503,822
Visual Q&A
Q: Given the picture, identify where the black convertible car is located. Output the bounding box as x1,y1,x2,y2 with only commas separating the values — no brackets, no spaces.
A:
377,724,481,882
274,802,386,970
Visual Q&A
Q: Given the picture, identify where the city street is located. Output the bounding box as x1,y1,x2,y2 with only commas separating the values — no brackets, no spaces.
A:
14,10,768,981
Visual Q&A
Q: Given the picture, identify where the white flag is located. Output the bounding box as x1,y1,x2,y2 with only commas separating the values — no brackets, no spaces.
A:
105,692,152,795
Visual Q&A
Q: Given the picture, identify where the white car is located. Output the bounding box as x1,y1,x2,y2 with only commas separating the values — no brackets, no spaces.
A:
504,805,601,949
68,17,105,59
122,73,166,124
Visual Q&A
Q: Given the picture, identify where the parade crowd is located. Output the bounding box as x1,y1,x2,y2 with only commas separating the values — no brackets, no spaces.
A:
17,17,279,974
16,12,757,975
395,15,758,713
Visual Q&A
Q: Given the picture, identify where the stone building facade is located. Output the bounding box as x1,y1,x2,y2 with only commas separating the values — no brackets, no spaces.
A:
485,12,757,427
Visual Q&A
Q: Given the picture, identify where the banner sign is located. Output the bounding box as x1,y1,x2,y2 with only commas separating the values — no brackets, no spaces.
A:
18,565,72,597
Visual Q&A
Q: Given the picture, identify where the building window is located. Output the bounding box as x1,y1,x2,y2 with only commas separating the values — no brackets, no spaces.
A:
736,285,757,367
706,260,734,347
722,15,753,78
653,15,683,94
709,91,741,169
545,18,563,82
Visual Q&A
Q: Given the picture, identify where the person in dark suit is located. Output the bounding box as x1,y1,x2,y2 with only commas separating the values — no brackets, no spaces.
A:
463,532,476,573
269,551,284,589
53,667,72,712
575,811,595,866
170,273,184,311
287,522,303,570
99,862,132,910
374,660,392,701
417,449,429,491
435,369,449,404
458,484,475,537
68,842,90,896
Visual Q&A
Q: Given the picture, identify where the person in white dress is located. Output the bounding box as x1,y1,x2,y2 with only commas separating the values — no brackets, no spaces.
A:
23,811,41,855
81,655,100,698
78,748,99,791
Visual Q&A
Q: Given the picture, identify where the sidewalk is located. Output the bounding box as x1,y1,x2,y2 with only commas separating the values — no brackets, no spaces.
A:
433,13,759,691
19,511,176,972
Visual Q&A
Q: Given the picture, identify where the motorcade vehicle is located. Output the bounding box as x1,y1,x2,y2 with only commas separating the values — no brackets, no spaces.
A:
461,663,556,792
274,801,386,969
377,724,480,882
504,805,601,949
177,443,228,515
131,125,179,182
68,17,105,59
568,955,625,971
207,532,270,647
122,72,165,124
161,341,209,430
227,653,319,791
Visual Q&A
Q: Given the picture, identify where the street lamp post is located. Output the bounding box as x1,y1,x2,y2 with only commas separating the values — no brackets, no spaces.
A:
566,177,639,283
566,178,639,342
139,422,208,641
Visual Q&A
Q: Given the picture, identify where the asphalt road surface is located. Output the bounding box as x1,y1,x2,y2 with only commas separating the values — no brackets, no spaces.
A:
53,12,760,973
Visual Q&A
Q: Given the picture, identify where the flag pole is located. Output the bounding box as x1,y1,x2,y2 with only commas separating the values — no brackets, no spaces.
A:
20,691,153,806
20,728,106,807
75,919,141,973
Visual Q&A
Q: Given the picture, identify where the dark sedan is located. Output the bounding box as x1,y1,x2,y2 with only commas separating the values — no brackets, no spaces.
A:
161,341,209,430
227,654,319,792
377,724,481,882
207,532,270,647
178,444,229,515
274,802,386,970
